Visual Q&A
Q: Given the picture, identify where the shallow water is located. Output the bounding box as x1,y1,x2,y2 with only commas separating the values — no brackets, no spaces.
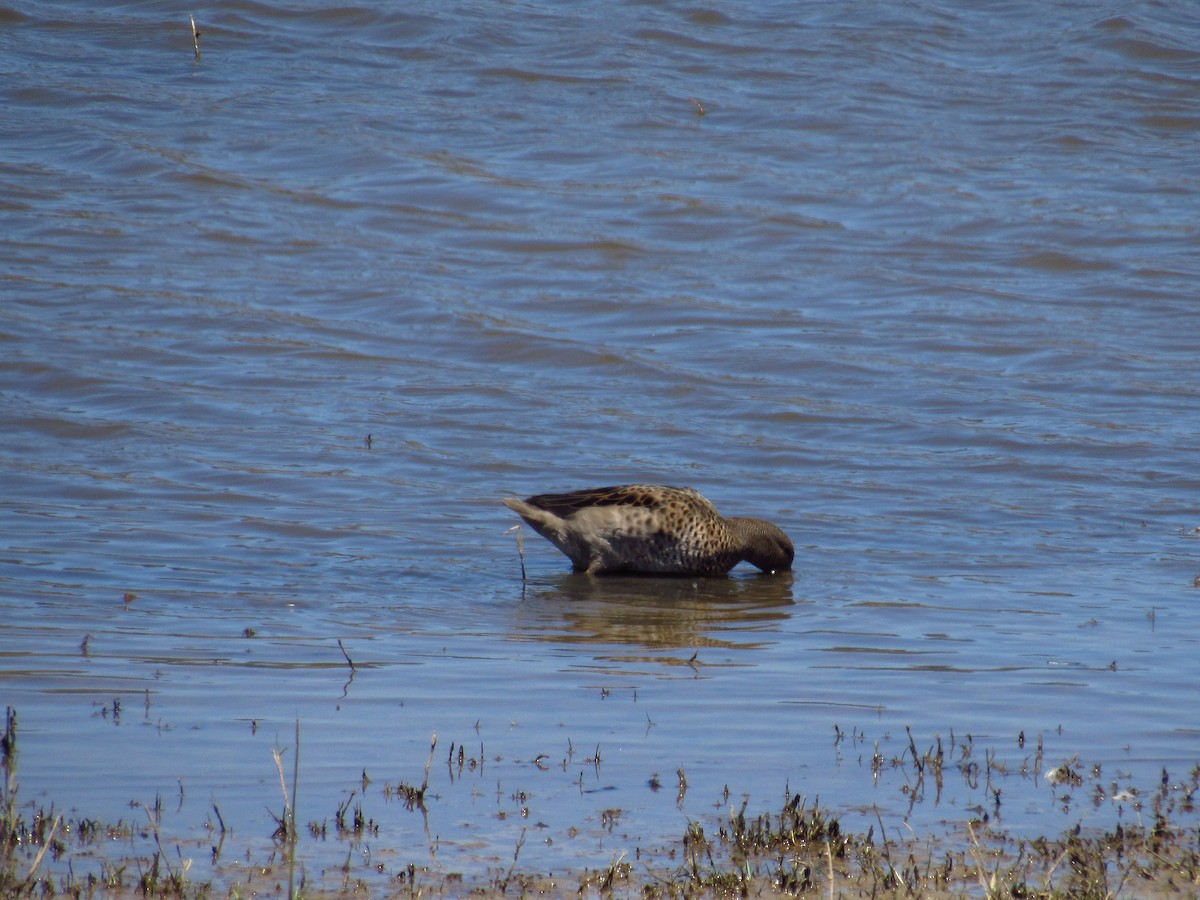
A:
2,0,1199,890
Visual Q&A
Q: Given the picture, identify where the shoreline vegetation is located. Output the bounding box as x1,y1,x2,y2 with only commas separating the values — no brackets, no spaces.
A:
4,708,1199,898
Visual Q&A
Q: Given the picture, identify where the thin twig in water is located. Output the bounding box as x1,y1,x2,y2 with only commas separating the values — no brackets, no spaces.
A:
502,827,527,891
272,747,289,814
288,720,300,900
189,16,201,60
872,805,900,888
141,803,178,884
422,732,437,793
337,638,356,671
506,525,526,583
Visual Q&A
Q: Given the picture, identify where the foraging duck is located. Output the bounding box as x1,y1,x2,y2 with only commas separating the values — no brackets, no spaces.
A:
502,484,793,576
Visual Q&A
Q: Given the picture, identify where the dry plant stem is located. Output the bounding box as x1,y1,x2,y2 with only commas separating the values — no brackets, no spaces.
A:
272,747,288,814
507,525,526,583
825,839,834,900
872,805,898,886
269,724,302,897
141,802,178,884
288,719,300,900
24,813,60,882
189,15,201,60
502,827,527,890
966,821,1004,898
1041,839,1072,892
1,707,16,863
423,733,437,793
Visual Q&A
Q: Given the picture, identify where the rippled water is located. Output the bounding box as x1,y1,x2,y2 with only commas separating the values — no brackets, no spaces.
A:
3,0,1199,891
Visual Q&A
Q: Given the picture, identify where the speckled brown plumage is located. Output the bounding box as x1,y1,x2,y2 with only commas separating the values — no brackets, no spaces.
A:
502,484,794,576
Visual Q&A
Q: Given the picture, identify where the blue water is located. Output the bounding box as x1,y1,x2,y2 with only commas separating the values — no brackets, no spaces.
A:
2,0,1198,891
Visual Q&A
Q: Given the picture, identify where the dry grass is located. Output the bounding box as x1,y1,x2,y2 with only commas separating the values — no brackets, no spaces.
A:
4,705,1199,899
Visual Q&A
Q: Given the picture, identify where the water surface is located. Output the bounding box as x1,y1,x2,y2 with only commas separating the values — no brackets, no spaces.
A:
2,0,1198,890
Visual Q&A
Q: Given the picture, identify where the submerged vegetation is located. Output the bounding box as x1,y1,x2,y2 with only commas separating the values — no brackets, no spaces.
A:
3,704,1199,898
652,788,1200,898
2,707,212,899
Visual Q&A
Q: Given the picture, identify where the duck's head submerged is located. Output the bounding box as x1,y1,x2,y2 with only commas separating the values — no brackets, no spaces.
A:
728,517,794,574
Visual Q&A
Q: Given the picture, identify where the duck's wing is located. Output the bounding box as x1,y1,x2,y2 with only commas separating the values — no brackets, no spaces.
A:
524,484,712,518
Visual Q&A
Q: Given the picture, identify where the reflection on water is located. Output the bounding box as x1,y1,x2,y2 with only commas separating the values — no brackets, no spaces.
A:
511,573,795,653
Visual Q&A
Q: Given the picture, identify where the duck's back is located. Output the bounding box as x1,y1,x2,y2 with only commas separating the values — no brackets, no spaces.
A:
518,485,740,575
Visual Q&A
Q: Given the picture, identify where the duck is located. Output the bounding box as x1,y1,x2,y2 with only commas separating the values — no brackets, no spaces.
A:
502,484,793,576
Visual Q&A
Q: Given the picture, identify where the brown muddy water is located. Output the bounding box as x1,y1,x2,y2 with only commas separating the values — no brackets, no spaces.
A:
2,0,1199,892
